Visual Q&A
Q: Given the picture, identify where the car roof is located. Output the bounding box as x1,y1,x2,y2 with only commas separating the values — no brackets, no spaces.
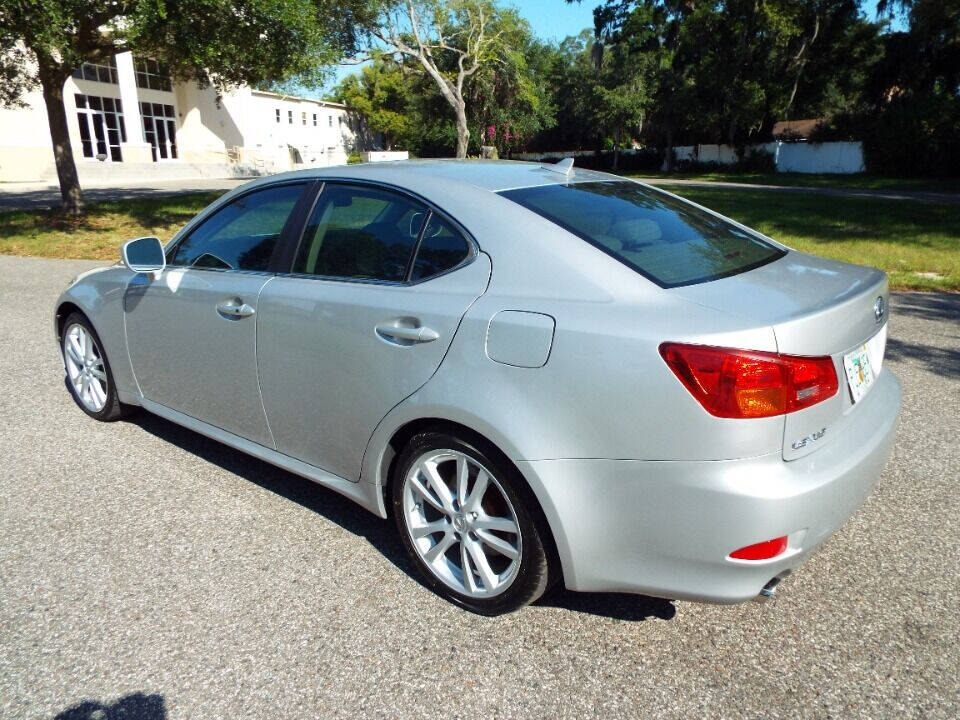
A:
260,159,618,193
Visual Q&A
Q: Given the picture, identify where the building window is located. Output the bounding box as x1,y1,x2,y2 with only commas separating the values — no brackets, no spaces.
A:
140,102,177,161
288,110,293,124
72,57,119,84
300,112,306,125
328,115,333,128
275,109,280,124
75,94,126,161
134,58,173,92
313,114,317,126
338,116,343,126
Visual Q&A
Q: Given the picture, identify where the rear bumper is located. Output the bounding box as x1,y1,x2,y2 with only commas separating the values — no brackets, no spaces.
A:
519,370,901,603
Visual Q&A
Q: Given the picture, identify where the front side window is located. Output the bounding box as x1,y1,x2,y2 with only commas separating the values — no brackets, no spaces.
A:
170,183,306,271
500,181,786,288
293,185,428,282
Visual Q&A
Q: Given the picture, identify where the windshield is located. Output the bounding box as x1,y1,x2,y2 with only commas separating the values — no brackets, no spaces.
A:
500,181,785,288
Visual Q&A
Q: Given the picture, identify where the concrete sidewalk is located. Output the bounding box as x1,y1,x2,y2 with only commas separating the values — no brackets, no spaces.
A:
0,177,248,211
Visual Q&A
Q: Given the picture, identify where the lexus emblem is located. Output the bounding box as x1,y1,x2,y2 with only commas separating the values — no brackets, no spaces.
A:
874,296,885,324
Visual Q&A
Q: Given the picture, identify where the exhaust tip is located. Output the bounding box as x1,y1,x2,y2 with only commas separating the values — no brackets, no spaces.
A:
755,571,791,602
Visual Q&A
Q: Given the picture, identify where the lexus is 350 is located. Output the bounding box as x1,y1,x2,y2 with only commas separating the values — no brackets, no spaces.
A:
55,160,901,614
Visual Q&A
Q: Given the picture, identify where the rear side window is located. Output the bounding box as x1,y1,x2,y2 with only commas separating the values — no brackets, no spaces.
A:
170,183,306,271
500,181,785,288
411,215,471,281
294,185,427,282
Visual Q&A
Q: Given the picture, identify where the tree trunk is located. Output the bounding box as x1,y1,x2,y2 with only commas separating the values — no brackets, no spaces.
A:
37,58,84,215
660,127,676,172
613,126,621,170
454,103,469,159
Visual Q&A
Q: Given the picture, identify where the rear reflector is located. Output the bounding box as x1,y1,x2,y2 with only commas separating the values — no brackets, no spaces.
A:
659,343,839,419
730,536,788,561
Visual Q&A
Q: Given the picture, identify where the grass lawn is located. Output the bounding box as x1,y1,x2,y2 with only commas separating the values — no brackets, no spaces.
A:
0,192,223,261
631,171,960,195
0,187,957,292
668,186,960,292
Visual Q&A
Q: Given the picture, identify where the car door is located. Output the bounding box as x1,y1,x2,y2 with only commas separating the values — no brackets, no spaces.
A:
257,182,491,480
124,181,310,447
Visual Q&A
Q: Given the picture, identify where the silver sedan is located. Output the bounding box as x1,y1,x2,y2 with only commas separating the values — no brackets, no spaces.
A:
55,160,901,614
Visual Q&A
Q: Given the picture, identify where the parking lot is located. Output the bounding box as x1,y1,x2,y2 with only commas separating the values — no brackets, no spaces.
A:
1,254,958,719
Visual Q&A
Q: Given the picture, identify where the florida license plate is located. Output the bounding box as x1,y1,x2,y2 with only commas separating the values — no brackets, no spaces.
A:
843,325,886,404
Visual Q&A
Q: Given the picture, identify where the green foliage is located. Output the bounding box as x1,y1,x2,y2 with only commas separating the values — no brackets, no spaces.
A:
0,1,377,101
342,1,554,156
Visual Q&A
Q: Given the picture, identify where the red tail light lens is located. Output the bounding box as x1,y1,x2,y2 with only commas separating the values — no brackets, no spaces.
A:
659,343,838,419
729,536,788,561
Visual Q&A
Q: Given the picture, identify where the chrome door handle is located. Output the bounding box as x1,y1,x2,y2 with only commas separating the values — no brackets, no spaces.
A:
216,300,256,319
375,323,440,344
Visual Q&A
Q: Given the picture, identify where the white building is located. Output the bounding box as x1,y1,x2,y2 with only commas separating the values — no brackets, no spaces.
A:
0,51,368,184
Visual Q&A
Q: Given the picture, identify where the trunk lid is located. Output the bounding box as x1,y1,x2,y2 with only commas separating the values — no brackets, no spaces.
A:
670,251,890,460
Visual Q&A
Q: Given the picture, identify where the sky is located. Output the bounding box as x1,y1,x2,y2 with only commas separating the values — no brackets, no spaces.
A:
317,0,596,96
310,0,902,98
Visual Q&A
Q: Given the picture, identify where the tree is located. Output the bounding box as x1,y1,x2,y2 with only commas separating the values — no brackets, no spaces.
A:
0,1,375,214
359,0,524,157
335,59,416,150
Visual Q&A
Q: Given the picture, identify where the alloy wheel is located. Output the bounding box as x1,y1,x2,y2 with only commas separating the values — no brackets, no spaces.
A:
401,449,522,599
63,323,108,413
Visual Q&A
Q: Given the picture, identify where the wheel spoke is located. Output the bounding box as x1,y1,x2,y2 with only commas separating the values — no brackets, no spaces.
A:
90,367,107,382
81,329,93,361
65,341,83,366
456,455,469,506
90,378,106,406
474,516,519,534
68,334,84,366
409,476,447,514
422,461,455,513
465,536,498,590
423,532,456,563
410,519,448,539
460,540,478,593
464,469,489,512
476,529,519,560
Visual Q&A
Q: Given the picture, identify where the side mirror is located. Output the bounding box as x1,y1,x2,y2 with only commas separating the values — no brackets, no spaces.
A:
121,236,166,277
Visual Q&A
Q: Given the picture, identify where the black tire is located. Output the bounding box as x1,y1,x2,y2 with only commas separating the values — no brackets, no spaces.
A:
391,430,553,615
61,312,135,422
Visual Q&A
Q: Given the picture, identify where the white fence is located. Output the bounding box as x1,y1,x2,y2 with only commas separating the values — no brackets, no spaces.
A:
670,141,865,174
516,141,866,174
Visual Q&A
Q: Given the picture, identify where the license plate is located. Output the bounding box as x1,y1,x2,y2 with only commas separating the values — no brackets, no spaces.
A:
843,325,886,404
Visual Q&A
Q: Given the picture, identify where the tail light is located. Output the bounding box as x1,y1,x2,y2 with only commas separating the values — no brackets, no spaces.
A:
659,342,838,419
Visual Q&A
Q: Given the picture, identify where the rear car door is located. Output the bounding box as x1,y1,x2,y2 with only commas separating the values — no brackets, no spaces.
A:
257,182,491,480
124,181,309,447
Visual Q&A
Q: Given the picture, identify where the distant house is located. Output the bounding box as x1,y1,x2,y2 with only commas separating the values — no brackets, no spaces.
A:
772,118,830,142
0,50,374,184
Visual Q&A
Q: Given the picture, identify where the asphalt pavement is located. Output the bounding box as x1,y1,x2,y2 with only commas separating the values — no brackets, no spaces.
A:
1,255,958,719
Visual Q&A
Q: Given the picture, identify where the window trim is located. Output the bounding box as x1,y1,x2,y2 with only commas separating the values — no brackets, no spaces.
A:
163,180,313,275
279,179,478,287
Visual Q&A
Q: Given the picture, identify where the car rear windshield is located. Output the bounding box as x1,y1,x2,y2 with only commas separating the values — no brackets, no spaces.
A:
500,181,786,288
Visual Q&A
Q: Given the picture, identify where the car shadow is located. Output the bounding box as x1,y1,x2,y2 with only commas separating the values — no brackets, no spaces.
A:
886,337,960,379
130,412,676,623
54,692,165,720
891,292,960,323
